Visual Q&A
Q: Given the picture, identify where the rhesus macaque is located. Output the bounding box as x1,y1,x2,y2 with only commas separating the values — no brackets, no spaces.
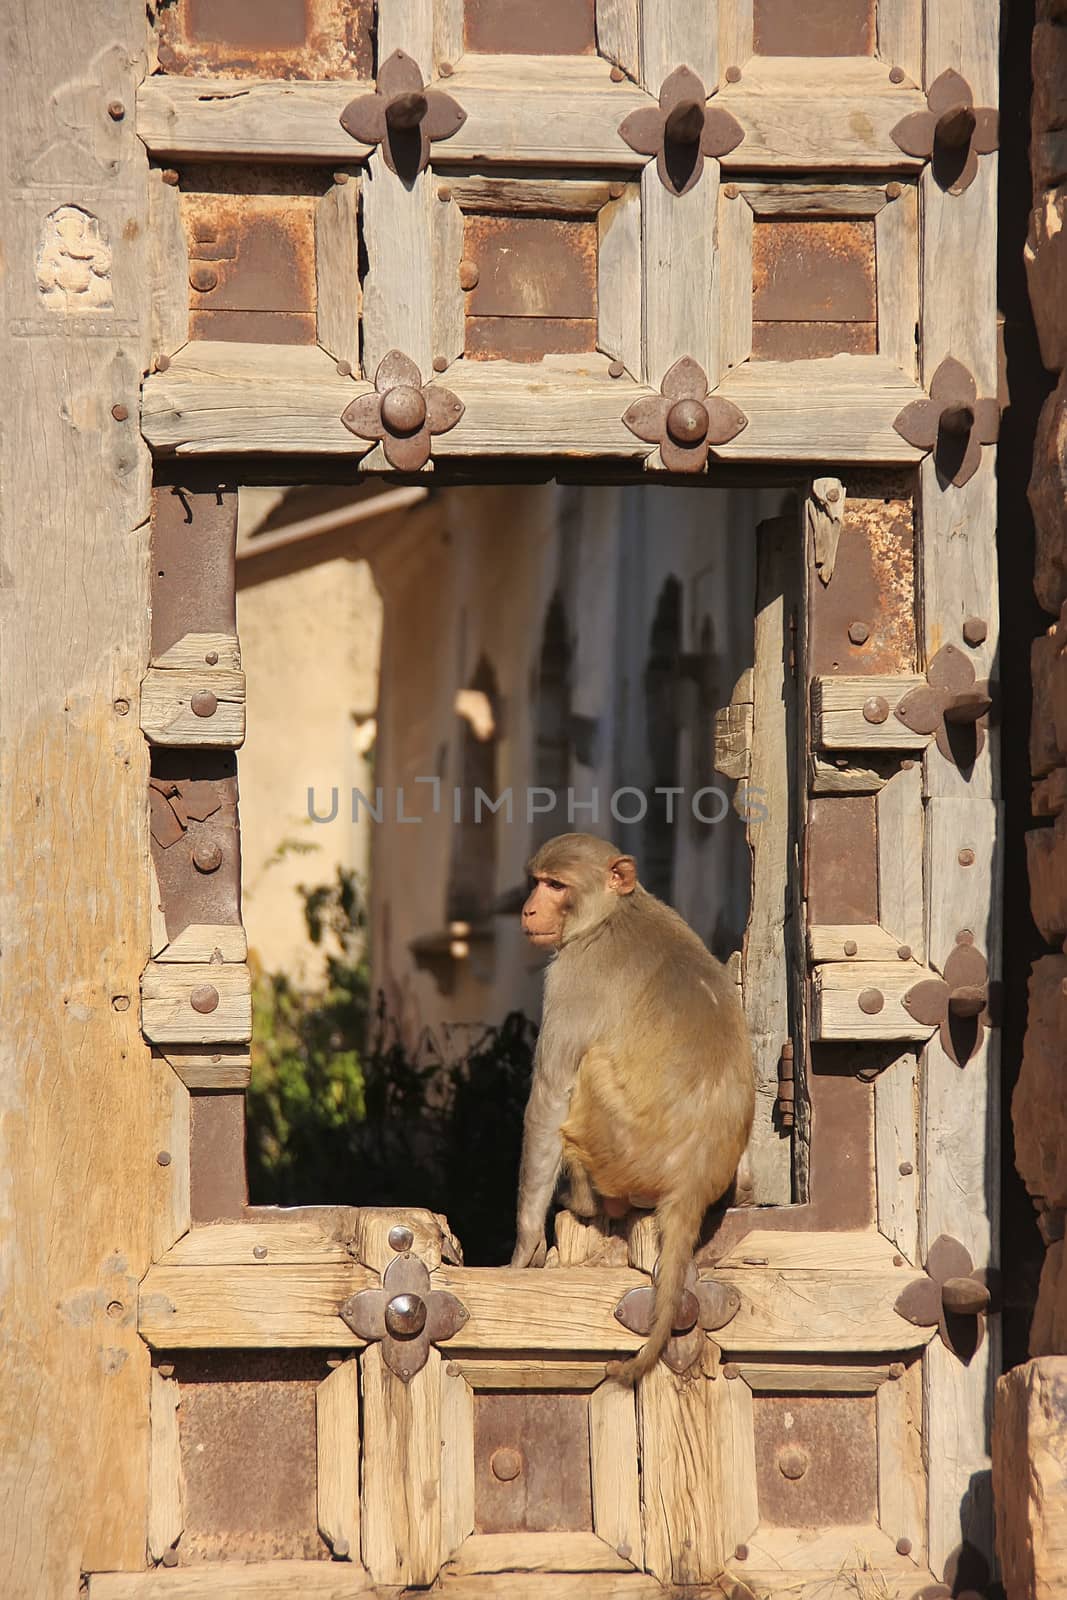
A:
512,832,754,1384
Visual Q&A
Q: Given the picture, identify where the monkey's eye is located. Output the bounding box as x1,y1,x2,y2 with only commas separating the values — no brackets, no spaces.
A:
544,878,567,892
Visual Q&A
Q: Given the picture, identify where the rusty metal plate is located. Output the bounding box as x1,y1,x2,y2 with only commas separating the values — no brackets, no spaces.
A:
474,1392,593,1533
806,796,878,925
465,216,597,320
753,1392,877,1526
465,317,597,362
150,752,241,942
464,0,595,55
190,1091,249,1224
182,172,325,345
151,482,237,661
754,0,874,56
808,479,917,678
807,1055,875,1228
173,1350,329,1561
752,321,877,360
157,0,374,80
753,220,876,325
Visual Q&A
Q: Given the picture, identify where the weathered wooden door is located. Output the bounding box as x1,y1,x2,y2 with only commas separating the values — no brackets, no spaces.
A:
93,1,1001,1596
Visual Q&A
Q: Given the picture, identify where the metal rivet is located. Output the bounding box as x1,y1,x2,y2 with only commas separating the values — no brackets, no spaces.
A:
723,1362,740,1380
106,1299,125,1320
610,65,625,81
388,1223,415,1253
958,847,976,867
189,265,219,294
863,695,890,725
859,987,884,1015
962,616,988,647
190,689,218,718
437,184,452,201
899,1161,914,1176
161,169,179,186
844,940,858,957
108,100,126,120
114,698,130,717
439,59,454,76
111,403,129,422
491,1446,522,1482
155,354,171,372
958,928,975,945
897,945,912,960
777,1444,809,1480
735,1544,749,1561
158,1362,175,1378
190,984,219,1015
253,1244,268,1260
666,398,709,446
385,1292,427,1337
432,355,448,373
446,1361,461,1377
608,360,625,378
333,170,350,184
889,65,906,83
205,650,219,665
161,1548,179,1568
458,259,479,291
848,621,870,645
381,385,427,433
901,758,916,769
724,65,742,83
336,359,352,377
825,485,841,502
333,1537,350,1558
156,1150,172,1167
886,180,903,199
609,182,625,200
326,1353,344,1367
896,1537,912,1557
893,1254,905,1267
112,995,130,1012
723,182,740,199
889,1361,905,1379
193,842,223,874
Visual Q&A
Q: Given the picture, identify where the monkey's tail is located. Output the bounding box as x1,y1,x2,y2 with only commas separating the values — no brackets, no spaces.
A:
605,1189,707,1385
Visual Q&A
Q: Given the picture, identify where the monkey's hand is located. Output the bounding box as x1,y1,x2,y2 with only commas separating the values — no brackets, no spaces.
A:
510,1231,547,1268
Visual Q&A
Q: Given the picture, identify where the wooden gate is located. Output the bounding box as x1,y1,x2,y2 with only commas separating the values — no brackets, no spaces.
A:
2,1,1001,1597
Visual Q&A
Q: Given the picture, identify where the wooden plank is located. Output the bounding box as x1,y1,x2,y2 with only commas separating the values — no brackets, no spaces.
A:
317,1358,361,1559
148,166,189,363
876,0,924,85
353,1206,457,1271
432,186,465,371
433,0,464,69
638,1344,731,1583
812,674,928,749
436,1267,644,1350
740,1363,891,1393
162,1218,358,1267
716,357,926,463
877,762,925,957
876,180,919,379
447,1534,633,1574
642,162,719,393
152,631,241,671
155,925,248,964
447,1357,609,1389
715,1230,900,1271
431,1580,661,1600
743,1523,918,1572
140,667,245,748
440,1364,475,1561
361,1343,442,1585
877,1356,925,1557
590,1381,643,1567
718,0,754,74
719,188,753,374
315,178,361,373
148,1368,182,1562
162,1046,252,1091
811,753,895,793
717,65,927,170
446,177,614,215
715,1269,935,1354
743,184,889,217
360,153,434,380
595,0,641,80
378,0,433,75
811,961,938,1042
136,80,377,161
141,961,252,1045
153,1061,192,1265
0,7,176,1583
91,1568,377,1599
721,1369,759,1547
808,924,910,963
640,0,717,88
743,517,795,1203
597,186,642,380
874,1050,919,1264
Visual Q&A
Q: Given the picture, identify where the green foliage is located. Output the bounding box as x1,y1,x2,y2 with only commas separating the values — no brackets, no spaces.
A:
246,867,536,1264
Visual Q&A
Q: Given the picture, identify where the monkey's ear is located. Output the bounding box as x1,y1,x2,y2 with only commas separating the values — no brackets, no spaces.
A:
608,856,638,895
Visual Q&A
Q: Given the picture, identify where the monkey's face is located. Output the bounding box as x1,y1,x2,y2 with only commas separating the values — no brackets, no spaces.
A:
522,849,638,948
522,874,572,947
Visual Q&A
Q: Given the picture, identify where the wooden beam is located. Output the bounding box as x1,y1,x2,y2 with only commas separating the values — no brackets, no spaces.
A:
147,1368,182,1562
590,1380,643,1567
714,1268,936,1354
141,961,252,1045
315,177,362,373
91,1566,377,1599
877,761,925,958
811,961,938,1042
139,667,246,747
812,675,929,749
440,1362,475,1562
317,1358,361,1559
446,1533,633,1574
874,1050,920,1264
361,1343,443,1586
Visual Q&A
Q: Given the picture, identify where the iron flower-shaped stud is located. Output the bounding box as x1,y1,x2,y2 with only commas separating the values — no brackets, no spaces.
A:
623,357,747,473
339,1247,468,1381
903,931,996,1068
614,1262,740,1374
891,69,998,195
341,350,463,471
619,65,744,195
340,50,466,178
894,1234,997,1362
894,642,992,764
893,356,999,488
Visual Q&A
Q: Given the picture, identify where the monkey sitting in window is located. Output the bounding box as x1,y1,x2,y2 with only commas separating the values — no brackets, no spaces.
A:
512,832,754,1384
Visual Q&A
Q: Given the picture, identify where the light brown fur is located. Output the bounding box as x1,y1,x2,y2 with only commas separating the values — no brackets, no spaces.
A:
511,833,755,1383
